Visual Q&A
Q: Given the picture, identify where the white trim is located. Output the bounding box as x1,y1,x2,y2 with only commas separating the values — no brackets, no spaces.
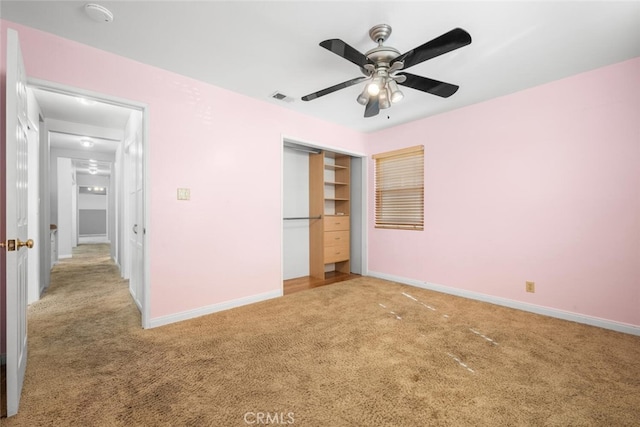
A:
28,77,151,331
28,78,148,111
58,255,72,259
129,288,143,311
142,103,151,329
368,271,640,336
280,134,369,285
281,134,366,158
357,157,368,275
280,138,285,285
147,290,283,329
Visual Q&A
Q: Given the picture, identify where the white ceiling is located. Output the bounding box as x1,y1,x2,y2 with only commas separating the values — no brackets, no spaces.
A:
30,87,133,176
4,1,640,133
33,88,133,131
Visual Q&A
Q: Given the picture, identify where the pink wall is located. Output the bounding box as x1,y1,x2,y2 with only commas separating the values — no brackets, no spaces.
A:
367,57,640,327
2,20,638,331
0,21,365,321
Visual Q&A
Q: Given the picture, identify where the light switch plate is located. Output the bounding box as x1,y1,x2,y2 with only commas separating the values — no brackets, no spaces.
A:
177,188,190,200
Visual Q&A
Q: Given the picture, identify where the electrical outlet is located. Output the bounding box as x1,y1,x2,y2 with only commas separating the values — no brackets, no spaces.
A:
526,281,535,293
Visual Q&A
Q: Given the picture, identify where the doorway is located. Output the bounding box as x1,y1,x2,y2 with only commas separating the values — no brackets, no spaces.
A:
27,79,150,328
281,139,367,294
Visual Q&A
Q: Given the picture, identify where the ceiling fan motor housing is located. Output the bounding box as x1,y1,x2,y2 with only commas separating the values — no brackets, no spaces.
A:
362,25,401,77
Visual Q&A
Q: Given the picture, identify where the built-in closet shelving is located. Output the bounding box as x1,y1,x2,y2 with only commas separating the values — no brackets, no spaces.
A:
309,150,350,280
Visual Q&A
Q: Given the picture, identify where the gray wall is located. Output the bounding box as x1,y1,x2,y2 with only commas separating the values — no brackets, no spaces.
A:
78,190,108,236
79,210,107,235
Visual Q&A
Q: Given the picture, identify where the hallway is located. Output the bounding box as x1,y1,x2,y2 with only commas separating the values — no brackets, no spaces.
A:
6,243,140,425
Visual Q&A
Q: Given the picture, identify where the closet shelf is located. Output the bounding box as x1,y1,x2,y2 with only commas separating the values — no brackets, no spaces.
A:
324,164,347,170
324,181,348,186
325,197,349,201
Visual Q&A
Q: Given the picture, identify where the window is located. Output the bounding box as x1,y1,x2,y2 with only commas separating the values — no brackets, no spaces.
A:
373,145,424,230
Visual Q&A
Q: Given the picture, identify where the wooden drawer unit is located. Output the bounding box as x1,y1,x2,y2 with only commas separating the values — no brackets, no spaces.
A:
323,216,350,264
324,230,349,247
324,243,350,264
324,216,349,232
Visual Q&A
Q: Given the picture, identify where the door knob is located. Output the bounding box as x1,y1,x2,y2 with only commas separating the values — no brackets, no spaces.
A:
17,239,34,249
1,239,33,251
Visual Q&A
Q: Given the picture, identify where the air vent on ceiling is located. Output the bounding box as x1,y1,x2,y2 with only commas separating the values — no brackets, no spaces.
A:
271,92,294,103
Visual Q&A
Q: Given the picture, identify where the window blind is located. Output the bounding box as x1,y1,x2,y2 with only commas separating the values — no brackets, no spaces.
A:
373,145,424,230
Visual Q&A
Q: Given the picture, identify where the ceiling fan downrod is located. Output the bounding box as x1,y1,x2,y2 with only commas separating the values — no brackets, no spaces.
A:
369,24,393,45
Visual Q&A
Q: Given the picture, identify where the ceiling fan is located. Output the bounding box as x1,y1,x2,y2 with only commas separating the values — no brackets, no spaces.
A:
301,24,472,118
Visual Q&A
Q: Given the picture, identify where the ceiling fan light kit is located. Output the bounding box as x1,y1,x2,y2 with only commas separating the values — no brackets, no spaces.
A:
302,23,472,118
387,80,404,103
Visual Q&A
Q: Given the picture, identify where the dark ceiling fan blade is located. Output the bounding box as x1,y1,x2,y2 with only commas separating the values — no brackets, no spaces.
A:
320,39,374,68
396,72,459,98
364,96,380,118
302,76,367,101
391,28,471,70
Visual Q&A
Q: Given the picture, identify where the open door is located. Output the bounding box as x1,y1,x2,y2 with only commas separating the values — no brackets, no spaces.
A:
4,28,33,417
125,111,144,310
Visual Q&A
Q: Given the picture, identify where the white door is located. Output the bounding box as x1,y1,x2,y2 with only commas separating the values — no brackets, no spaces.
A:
126,118,144,309
5,28,32,417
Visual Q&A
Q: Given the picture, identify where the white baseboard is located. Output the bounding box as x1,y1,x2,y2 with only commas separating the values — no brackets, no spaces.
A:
78,235,110,244
58,254,72,259
129,288,142,311
368,271,640,336
148,289,283,329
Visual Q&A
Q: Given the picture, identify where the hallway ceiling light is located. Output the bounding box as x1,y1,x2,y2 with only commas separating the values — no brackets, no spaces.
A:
80,138,94,148
76,97,97,106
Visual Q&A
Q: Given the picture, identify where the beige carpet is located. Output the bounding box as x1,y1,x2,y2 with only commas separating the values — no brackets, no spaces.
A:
4,244,640,426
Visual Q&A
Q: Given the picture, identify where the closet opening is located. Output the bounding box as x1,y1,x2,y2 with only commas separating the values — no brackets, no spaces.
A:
282,140,366,295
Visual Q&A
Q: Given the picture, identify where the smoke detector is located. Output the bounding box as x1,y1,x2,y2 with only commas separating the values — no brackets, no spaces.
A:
85,3,114,23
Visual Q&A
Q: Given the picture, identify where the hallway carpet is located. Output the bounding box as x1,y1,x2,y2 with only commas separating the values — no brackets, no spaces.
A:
4,244,640,426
